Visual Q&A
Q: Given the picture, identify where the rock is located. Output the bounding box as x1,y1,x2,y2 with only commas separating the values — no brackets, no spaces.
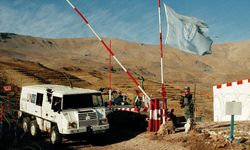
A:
217,141,227,148
209,131,217,136
210,135,220,141
238,137,248,143
194,128,202,133
245,140,250,145
157,122,175,136
202,132,210,139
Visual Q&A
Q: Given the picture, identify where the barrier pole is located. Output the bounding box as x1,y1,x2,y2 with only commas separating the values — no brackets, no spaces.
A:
108,40,112,109
148,99,153,132
65,0,151,105
157,0,167,125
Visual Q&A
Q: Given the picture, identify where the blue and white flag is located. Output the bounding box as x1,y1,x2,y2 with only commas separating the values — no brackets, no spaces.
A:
164,4,213,56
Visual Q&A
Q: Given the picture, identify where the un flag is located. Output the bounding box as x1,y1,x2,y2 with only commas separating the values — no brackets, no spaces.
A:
164,4,213,56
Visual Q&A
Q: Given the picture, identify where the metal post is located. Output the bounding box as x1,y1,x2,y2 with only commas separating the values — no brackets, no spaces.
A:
230,115,234,141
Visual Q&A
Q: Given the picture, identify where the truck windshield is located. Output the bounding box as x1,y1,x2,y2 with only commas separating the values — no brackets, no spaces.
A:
62,93,103,109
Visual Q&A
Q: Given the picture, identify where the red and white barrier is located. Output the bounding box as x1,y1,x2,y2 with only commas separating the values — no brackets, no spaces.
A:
148,100,153,132
111,99,163,132
148,99,161,132
65,0,151,107
108,40,112,109
157,0,167,125
65,1,167,130
112,107,147,113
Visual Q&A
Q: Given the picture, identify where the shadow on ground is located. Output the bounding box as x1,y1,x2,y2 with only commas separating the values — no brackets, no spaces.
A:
0,111,148,150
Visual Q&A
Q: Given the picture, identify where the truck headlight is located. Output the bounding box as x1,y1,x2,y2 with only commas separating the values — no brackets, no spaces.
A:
99,118,108,125
68,122,77,129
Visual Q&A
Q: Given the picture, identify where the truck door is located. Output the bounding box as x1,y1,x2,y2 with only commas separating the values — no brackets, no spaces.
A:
42,93,53,121
42,96,62,122
35,93,43,116
27,93,43,117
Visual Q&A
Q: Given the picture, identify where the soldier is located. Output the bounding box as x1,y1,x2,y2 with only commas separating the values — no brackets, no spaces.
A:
180,86,194,132
138,76,145,90
113,91,123,105
134,90,143,108
53,98,62,112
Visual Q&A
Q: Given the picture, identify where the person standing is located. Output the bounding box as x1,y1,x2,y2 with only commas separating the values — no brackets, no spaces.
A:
138,76,145,90
180,86,194,122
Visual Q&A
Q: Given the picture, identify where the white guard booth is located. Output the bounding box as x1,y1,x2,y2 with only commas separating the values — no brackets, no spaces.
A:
213,79,250,122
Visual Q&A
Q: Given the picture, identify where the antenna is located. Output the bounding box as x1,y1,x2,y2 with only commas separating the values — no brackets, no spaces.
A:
62,72,73,88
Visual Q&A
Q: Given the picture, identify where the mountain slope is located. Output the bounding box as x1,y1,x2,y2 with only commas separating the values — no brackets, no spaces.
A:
1,33,250,118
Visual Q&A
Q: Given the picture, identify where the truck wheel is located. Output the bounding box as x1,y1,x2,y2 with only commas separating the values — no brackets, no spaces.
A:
50,126,62,144
22,117,30,133
30,120,40,137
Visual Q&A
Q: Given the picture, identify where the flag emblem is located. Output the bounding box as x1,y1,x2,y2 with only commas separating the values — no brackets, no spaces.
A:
183,23,197,42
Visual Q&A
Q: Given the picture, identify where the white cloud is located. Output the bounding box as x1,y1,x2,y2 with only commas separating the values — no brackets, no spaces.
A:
1,0,250,44
0,0,168,44
0,2,86,38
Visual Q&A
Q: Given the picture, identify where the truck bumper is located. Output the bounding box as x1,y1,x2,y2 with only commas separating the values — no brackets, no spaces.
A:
92,124,109,132
61,124,109,134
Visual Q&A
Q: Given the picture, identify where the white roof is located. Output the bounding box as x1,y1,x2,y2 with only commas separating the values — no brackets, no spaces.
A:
22,84,101,95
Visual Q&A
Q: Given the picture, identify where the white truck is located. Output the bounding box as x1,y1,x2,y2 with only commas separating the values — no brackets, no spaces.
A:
18,84,109,144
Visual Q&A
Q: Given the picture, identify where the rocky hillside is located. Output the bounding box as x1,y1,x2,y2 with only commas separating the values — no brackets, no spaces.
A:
0,33,250,118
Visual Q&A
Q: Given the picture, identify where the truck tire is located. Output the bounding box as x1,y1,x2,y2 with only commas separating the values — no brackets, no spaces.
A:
50,126,62,144
22,117,30,133
30,120,40,137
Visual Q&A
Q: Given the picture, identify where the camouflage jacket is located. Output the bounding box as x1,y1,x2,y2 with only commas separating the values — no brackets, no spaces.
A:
180,94,194,114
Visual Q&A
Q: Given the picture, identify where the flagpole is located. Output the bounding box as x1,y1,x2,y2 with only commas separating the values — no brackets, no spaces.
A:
109,40,112,109
158,0,167,124
65,0,151,106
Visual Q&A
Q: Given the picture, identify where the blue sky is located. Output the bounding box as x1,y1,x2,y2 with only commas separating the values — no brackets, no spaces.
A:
0,0,250,44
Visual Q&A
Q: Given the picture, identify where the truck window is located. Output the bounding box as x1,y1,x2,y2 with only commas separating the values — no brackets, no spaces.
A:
93,95,103,106
36,93,43,106
52,96,62,112
63,94,103,110
47,93,52,103
31,94,37,103
46,88,53,103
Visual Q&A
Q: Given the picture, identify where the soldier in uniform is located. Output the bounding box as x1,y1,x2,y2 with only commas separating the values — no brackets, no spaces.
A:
180,86,194,122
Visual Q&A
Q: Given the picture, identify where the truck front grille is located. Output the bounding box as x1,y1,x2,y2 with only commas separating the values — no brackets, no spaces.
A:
78,111,98,127
79,120,98,127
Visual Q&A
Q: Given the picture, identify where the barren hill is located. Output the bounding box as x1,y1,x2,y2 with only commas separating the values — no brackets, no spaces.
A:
1,33,250,119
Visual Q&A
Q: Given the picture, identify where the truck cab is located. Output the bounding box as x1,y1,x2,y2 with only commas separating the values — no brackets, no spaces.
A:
19,84,109,144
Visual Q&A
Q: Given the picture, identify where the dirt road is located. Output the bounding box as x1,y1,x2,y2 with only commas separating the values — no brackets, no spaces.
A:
1,118,250,150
